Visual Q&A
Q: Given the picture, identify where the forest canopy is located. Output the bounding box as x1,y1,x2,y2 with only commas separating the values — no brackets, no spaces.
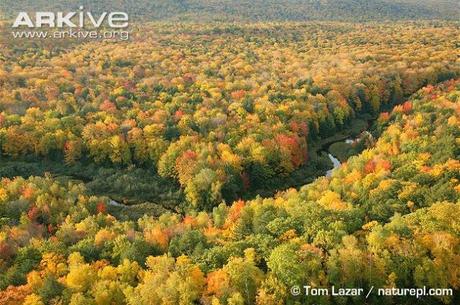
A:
0,79,459,305
0,2,459,303
1,0,459,21
0,22,458,209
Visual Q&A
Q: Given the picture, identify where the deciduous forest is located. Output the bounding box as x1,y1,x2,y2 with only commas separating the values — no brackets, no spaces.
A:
0,1,459,305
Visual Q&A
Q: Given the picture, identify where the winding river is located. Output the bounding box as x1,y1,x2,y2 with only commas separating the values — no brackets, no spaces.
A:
326,153,341,177
322,135,364,177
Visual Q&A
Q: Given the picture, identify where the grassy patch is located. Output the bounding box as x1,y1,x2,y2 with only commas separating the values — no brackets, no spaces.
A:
329,142,355,162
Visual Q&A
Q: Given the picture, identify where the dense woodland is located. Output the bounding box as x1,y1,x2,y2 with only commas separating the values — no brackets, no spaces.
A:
0,6,459,304
0,78,459,304
1,0,459,21
0,22,459,210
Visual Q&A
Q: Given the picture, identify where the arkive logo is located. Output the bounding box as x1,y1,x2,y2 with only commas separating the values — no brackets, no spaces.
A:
12,6,129,28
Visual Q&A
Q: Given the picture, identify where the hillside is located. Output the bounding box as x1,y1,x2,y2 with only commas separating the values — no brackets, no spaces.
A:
1,0,459,21
0,80,458,304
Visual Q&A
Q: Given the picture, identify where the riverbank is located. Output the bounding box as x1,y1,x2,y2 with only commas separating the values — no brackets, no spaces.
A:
245,117,372,198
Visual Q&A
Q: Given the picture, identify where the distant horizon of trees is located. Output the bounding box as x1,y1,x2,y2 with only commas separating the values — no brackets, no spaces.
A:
1,0,459,22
